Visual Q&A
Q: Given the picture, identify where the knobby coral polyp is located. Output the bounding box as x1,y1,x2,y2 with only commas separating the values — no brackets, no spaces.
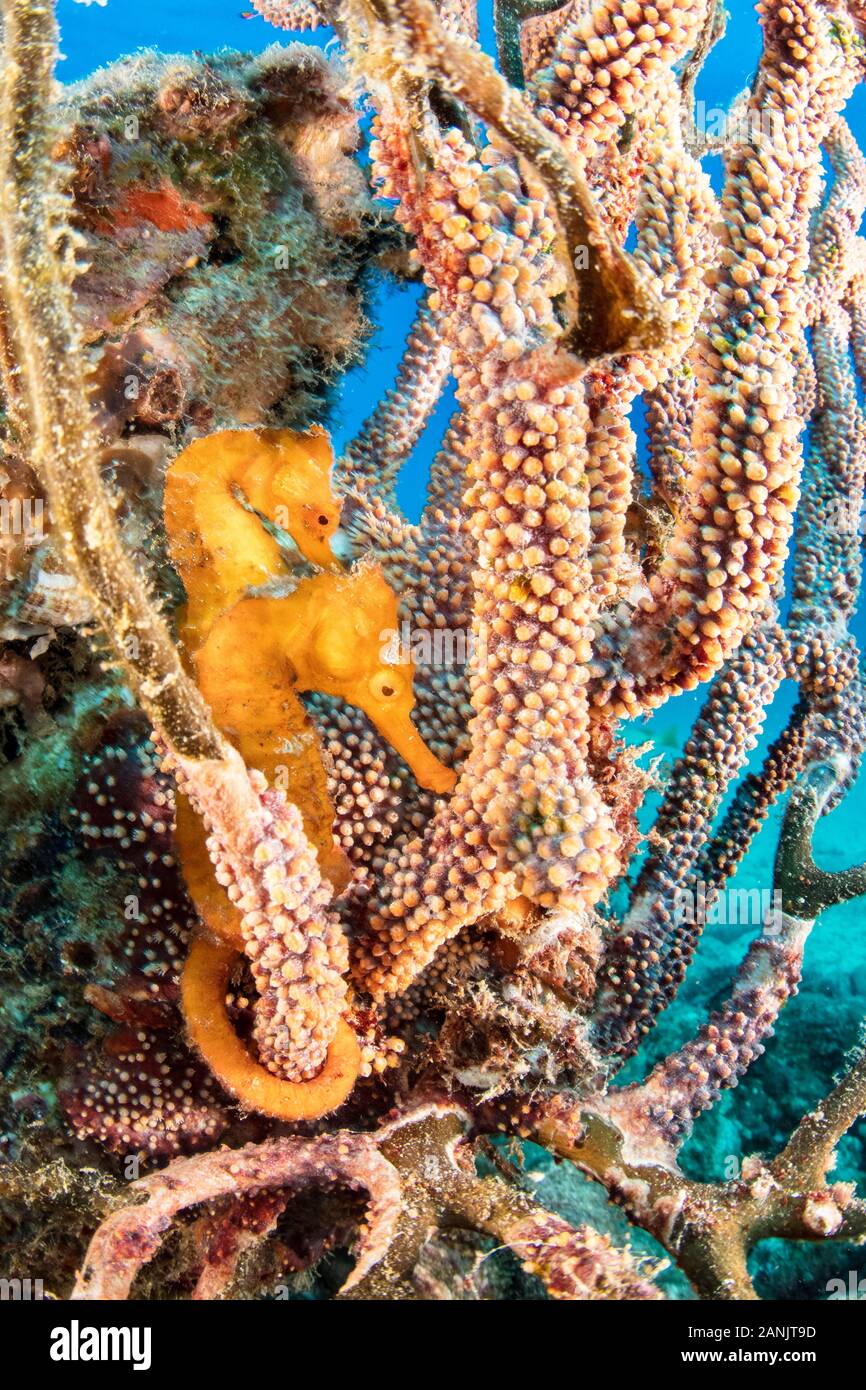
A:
2,0,866,1302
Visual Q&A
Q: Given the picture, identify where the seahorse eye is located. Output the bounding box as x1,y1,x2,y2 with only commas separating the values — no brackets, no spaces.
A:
369,670,404,703
301,502,335,536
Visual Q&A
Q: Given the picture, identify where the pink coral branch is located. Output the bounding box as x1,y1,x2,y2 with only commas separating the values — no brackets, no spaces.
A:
72,1132,401,1300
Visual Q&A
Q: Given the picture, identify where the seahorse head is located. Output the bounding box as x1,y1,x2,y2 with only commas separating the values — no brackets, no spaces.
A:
293,567,457,796
260,427,342,569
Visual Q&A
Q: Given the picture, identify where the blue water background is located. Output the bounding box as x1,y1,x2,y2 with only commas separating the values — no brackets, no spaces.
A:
55,1,866,1253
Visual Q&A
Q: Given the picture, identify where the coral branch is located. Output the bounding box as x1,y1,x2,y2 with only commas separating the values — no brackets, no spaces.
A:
339,1105,661,1299
337,299,452,502
600,903,814,1160
168,747,353,1087
774,757,866,916
378,0,671,360
252,0,327,29
593,623,788,1060
180,935,360,1120
71,1102,660,1300
772,1044,866,1192
493,0,567,88
591,0,866,714
72,1130,401,1299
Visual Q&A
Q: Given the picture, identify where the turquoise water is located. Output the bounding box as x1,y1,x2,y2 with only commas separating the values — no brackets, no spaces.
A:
53,0,866,1296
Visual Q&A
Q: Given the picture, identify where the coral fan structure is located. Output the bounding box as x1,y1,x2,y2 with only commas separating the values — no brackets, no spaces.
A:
1,0,866,1304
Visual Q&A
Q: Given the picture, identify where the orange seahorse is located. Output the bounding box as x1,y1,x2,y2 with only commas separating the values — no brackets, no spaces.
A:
164,427,455,1120
164,425,341,656
174,565,457,945
166,426,352,895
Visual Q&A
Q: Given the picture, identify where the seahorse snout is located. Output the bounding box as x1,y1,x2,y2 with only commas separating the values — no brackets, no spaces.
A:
361,682,457,796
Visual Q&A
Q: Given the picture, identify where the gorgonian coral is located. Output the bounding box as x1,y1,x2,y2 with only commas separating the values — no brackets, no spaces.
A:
1,0,866,1302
